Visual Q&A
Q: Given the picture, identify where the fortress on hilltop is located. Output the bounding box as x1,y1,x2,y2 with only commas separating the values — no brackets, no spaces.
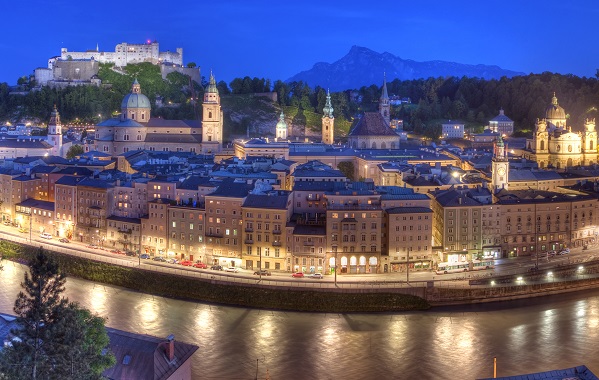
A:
35,41,200,88
58,41,183,67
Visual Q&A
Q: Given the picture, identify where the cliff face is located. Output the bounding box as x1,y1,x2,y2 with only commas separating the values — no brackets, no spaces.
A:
287,46,525,91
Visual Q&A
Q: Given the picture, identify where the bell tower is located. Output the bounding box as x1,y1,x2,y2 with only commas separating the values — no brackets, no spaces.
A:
322,89,334,145
492,135,509,193
202,72,223,153
379,74,390,125
47,105,63,157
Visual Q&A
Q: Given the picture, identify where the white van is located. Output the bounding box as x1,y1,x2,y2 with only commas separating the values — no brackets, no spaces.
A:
40,232,52,239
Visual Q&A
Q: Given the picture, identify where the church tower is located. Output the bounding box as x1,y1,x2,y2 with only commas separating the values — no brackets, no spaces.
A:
379,74,390,125
582,118,598,165
322,89,334,145
492,135,509,193
47,105,63,157
275,111,288,141
202,72,223,153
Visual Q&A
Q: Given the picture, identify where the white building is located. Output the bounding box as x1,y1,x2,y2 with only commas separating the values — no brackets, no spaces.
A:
441,120,465,139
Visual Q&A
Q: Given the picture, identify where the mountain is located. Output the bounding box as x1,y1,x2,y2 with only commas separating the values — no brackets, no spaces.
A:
286,46,525,91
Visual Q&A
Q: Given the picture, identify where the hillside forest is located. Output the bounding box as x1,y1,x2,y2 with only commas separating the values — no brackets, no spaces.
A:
2,64,599,142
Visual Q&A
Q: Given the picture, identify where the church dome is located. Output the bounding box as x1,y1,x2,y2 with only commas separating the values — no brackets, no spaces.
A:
545,94,566,120
121,92,151,109
121,78,151,110
276,111,287,130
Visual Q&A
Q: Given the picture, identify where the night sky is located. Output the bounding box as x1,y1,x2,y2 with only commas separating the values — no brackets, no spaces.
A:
3,0,599,86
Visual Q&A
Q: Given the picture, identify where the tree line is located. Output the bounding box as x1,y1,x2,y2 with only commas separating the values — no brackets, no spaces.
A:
3,68,599,141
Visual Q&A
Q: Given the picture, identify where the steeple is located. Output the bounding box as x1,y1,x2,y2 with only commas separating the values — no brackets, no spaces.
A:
47,104,63,157
131,78,141,94
205,70,218,94
96,43,99,52
275,111,288,140
321,89,335,145
552,92,558,106
49,104,61,127
323,89,334,118
379,73,390,125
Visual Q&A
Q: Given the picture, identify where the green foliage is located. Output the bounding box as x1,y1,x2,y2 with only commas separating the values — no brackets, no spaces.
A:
66,144,84,159
186,62,197,68
337,161,355,181
0,249,114,379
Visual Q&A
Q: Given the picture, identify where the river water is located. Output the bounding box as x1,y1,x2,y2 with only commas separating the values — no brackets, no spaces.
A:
1,260,598,380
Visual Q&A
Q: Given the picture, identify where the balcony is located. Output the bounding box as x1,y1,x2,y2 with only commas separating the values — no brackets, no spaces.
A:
272,230,282,235
206,231,223,238
245,227,254,232
272,241,281,247
303,241,314,246
306,196,321,201
244,239,254,244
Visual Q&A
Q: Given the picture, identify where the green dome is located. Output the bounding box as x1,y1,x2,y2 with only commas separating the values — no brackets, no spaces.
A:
121,93,151,109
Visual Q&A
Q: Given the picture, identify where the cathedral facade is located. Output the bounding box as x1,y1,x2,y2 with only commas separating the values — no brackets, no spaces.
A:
523,94,597,169
92,75,222,155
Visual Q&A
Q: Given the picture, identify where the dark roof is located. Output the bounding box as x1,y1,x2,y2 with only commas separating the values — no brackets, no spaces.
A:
106,215,141,224
208,178,254,198
77,177,114,189
293,181,347,192
55,176,86,186
13,175,37,182
16,198,54,211
242,192,291,209
31,165,57,174
431,189,482,207
495,189,595,204
146,118,201,128
97,117,144,128
102,328,198,380
348,112,398,136
0,140,52,149
177,175,214,190
55,167,94,176
386,207,432,214
144,133,203,144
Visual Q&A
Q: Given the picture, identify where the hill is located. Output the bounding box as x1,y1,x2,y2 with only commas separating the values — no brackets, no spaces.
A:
287,45,525,91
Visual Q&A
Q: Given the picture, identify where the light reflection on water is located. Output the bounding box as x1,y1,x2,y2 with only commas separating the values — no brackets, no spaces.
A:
1,261,599,379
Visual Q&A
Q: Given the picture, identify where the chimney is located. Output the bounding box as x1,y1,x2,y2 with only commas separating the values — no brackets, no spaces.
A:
166,334,175,361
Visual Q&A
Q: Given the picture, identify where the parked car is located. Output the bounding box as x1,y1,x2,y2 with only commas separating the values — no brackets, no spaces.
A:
139,253,151,259
558,249,570,255
548,250,557,257
291,272,304,278
180,260,193,266
86,244,99,249
59,238,70,243
309,273,324,279
152,256,167,262
166,258,179,264
18,228,27,233
253,269,271,276
193,262,207,269
211,265,223,271
225,267,239,273
40,232,52,239
110,249,124,255
125,251,137,257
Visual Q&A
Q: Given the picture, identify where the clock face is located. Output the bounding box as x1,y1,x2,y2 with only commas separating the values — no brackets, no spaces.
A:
498,166,505,176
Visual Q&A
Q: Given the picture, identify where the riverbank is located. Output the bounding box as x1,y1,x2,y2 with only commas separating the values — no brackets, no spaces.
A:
0,242,430,312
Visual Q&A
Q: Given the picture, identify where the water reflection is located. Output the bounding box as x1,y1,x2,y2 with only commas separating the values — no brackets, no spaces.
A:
1,261,599,379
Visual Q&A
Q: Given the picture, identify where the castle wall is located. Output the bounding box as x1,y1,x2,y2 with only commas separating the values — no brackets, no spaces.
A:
160,66,200,85
53,60,99,81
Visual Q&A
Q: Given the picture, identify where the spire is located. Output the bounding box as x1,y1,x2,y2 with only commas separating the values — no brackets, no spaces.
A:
552,92,558,106
276,111,287,129
381,72,389,100
205,70,218,94
496,134,504,147
323,89,334,118
96,43,99,52
49,104,61,126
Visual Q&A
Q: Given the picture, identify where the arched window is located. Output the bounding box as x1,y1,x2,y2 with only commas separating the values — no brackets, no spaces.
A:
361,142,366,149
381,142,386,149
591,141,594,150
208,111,212,118
540,140,544,150
371,142,377,149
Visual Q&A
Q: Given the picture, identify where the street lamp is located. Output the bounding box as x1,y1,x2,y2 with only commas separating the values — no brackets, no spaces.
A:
407,247,412,284
334,250,338,287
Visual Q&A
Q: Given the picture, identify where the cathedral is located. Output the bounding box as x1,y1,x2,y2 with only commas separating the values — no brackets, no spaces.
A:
523,94,597,169
92,74,223,155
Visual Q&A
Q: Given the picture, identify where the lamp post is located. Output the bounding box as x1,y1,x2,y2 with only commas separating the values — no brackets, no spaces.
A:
407,247,411,284
258,247,262,280
334,250,338,287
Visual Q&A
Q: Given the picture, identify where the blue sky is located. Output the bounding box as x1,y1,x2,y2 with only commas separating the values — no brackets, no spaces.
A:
3,0,599,85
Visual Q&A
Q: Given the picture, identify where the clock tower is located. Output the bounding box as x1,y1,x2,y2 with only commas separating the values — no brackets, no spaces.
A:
492,135,509,193
202,71,223,153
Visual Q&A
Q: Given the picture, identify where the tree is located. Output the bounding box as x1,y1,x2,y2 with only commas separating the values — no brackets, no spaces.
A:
66,144,84,159
0,249,114,379
186,62,197,68
337,161,355,181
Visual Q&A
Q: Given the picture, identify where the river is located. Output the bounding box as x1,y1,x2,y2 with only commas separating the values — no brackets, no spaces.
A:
1,260,598,380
